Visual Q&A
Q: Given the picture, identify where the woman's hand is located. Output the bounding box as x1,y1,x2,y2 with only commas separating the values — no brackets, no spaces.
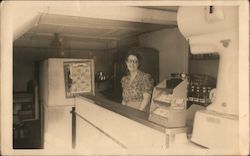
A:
139,92,151,111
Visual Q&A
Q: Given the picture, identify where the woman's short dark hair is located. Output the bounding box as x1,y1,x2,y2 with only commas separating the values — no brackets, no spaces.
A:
124,48,142,68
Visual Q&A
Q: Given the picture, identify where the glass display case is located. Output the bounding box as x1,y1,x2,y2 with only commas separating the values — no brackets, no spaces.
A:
149,74,188,128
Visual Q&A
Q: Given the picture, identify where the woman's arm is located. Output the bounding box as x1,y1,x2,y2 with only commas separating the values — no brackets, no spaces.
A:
139,73,154,111
139,92,151,111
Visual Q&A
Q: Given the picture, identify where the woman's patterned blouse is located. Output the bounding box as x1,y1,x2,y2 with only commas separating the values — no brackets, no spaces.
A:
121,70,154,103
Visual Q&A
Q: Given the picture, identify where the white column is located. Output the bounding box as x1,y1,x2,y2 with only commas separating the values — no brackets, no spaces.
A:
238,1,249,155
0,1,13,154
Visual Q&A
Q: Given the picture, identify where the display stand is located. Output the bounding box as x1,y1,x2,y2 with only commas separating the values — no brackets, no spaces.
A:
148,77,188,147
149,78,188,127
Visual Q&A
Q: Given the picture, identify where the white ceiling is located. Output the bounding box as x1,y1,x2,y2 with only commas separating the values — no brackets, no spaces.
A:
14,6,178,50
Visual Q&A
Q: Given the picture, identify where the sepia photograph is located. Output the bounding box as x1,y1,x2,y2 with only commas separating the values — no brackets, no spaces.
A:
0,0,249,155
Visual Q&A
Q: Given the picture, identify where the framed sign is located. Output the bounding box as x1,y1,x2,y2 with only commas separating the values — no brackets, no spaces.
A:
64,60,94,98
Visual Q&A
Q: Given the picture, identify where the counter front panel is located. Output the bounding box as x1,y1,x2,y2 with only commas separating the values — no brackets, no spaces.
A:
75,95,167,151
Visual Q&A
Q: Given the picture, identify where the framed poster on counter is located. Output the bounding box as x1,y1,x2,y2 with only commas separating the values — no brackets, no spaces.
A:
63,60,94,98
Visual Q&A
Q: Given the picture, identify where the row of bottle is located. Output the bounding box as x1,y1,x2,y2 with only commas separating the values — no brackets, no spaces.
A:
189,53,219,60
187,84,213,106
167,73,216,106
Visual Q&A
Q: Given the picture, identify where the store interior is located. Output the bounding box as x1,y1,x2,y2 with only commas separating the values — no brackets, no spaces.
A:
9,4,242,154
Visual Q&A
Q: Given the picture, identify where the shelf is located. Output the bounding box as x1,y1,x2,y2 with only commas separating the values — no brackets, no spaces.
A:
172,106,185,110
149,78,188,128
151,111,169,119
155,87,173,94
14,93,33,103
187,101,210,107
95,79,110,83
14,98,33,103
153,99,171,106
13,92,36,122
189,54,219,60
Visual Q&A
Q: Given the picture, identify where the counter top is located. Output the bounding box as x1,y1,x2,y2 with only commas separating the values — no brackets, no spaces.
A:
77,94,187,134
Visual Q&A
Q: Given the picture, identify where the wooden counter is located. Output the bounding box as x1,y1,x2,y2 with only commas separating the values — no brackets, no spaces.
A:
74,94,188,152
78,94,187,133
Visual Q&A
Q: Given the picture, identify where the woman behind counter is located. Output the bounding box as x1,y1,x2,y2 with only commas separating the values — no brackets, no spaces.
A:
121,49,154,112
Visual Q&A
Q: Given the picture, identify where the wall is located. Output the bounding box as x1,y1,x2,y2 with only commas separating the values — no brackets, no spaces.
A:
13,47,114,92
138,28,220,127
139,28,188,81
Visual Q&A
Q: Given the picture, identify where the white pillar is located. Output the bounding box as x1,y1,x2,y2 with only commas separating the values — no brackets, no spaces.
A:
0,1,13,154
238,2,249,155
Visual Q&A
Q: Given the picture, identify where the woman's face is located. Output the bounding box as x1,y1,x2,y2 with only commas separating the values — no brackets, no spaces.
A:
126,55,139,72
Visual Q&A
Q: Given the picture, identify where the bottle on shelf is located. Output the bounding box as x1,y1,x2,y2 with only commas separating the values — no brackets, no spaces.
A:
192,85,198,104
207,86,212,104
204,86,211,106
193,85,196,103
199,86,207,105
188,83,194,102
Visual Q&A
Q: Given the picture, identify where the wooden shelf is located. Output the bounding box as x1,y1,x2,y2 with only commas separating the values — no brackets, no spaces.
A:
189,54,219,60
13,92,36,122
187,101,210,107
14,97,33,103
14,93,33,103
